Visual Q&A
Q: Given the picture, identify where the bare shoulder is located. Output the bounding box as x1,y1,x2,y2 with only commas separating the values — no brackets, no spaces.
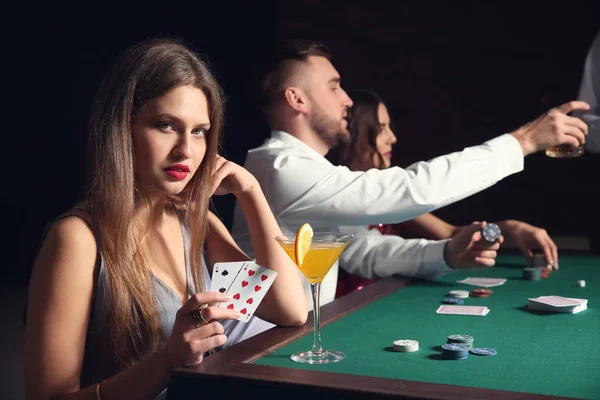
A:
43,215,97,254
34,214,99,280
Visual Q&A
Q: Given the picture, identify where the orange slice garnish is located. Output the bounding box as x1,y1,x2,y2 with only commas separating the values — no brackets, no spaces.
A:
294,223,313,267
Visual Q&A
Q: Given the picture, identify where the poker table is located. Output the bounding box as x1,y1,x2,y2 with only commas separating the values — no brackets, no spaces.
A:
168,253,600,399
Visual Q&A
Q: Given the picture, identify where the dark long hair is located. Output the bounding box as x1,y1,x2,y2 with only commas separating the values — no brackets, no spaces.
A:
85,37,224,368
328,89,387,171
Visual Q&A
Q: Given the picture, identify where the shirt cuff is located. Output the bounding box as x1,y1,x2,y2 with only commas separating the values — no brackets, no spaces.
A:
422,239,454,277
483,133,524,177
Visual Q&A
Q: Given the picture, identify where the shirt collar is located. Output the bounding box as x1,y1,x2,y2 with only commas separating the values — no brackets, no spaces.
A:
270,130,328,160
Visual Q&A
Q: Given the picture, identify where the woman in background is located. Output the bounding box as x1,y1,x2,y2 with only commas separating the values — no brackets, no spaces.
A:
331,89,558,297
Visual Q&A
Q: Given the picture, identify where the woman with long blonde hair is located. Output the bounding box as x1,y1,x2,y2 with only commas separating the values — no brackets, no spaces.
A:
25,38,307,399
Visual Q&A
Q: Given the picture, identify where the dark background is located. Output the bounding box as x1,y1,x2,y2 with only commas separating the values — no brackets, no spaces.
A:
5,1,600,288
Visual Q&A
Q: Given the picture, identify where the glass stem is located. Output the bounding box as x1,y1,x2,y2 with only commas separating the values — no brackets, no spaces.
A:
310,281,324,355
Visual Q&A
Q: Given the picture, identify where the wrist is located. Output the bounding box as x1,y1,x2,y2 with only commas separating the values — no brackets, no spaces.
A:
510,130,536,156
443,242,457,270
153,346,175,376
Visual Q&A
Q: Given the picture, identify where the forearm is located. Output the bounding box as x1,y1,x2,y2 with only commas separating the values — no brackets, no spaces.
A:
495,220,517,244
52,349,170,400
339,233,452,280
396,213,457,240
236,186,307,326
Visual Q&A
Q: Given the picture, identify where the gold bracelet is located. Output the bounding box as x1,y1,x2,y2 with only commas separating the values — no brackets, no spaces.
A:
95,380,105,400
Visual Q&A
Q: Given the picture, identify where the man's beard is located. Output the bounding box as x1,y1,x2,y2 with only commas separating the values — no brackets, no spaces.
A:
309,101,350,149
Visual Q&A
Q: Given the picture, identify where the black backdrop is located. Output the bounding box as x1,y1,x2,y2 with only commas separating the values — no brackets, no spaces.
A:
5,1,599,287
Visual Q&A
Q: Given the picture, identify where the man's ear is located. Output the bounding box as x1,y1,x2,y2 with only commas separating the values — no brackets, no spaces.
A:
283,87,309,114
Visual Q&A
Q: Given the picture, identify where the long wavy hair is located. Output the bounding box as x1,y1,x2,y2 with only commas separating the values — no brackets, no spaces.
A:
85,38,224,368
328,89,387,171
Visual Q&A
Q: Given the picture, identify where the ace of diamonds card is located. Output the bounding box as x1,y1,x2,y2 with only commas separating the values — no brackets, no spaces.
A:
218,262,278,322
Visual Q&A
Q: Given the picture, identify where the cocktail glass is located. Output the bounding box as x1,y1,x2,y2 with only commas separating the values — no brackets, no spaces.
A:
275,232,352,364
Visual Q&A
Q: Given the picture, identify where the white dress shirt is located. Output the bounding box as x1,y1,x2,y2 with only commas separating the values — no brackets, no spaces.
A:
232,130,524,311
578,30,600,154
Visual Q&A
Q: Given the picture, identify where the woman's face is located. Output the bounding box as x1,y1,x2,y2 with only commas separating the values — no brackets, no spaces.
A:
374,102,397,169
131,85,211,197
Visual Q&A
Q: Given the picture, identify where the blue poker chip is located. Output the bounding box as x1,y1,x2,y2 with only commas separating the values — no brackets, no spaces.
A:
442,343,468,351
469,347,497,356
481,223,501,243
444,297,465,304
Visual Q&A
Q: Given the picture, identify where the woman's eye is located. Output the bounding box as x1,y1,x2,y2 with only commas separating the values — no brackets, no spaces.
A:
193,128,207,137
156,122,174,131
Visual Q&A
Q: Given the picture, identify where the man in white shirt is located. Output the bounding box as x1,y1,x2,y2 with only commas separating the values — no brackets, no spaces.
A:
231,39,589,311
577,30,599,153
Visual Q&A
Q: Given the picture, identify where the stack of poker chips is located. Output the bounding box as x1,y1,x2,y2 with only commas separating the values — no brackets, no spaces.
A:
531,253,552,278
447,334,474,350
441,343,469,360
443,297,465,304
446,290,469,299
469,288,493,298
523,267,541,280
392,339,419,352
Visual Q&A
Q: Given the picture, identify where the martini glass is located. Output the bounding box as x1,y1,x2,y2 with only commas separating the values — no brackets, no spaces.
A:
275,232,353,364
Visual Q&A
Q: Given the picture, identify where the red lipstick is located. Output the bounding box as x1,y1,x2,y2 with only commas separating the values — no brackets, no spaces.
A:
164,164,190,180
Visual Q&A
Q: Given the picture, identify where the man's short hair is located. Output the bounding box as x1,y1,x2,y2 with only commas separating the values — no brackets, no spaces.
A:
258,39,332,118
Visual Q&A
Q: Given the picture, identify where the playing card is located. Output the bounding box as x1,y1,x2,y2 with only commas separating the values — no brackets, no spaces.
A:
456,277,507,288
527,296,588,314
530,296,585,307
436,305,490,316
218,262,278,322
211,261,246,294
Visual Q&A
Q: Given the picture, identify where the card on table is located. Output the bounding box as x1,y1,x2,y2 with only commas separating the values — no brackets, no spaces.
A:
436,305,490,316
456,277,507,288
528,295,588,314
211,261,246,294
217,262,278,322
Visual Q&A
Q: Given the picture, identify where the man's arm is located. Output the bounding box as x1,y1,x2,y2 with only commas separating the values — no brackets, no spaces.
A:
270,134,524,227
339,222,500,280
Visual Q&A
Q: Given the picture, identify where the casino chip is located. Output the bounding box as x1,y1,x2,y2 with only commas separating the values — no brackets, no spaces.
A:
470,288,492,298
447,290,470,299
470,347,497,356
441,343,469,359
392,340,419,352
523,267,541,281
444,297,465,304
481,223,501,243
447,334,474,350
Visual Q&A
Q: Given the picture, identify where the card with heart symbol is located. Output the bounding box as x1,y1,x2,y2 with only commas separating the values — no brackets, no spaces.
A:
211,262,246,295
216,262,278,322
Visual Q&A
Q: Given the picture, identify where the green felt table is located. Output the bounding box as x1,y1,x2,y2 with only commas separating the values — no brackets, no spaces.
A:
169,254,600,400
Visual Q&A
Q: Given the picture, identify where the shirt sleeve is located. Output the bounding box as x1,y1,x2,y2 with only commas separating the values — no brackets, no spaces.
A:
267,134,523,227
338,227,453,280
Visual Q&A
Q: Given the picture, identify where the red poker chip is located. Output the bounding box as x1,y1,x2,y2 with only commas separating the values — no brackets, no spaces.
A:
469,293,490,298
473,288,493,294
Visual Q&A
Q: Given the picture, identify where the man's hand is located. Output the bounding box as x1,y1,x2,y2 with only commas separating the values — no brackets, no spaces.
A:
497,220,558,270
511,101,590,156
445,221,503,269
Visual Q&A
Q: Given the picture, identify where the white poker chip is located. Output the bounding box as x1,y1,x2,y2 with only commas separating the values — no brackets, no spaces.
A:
448,290,470,298
392,339,419,352
577,280,586,287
